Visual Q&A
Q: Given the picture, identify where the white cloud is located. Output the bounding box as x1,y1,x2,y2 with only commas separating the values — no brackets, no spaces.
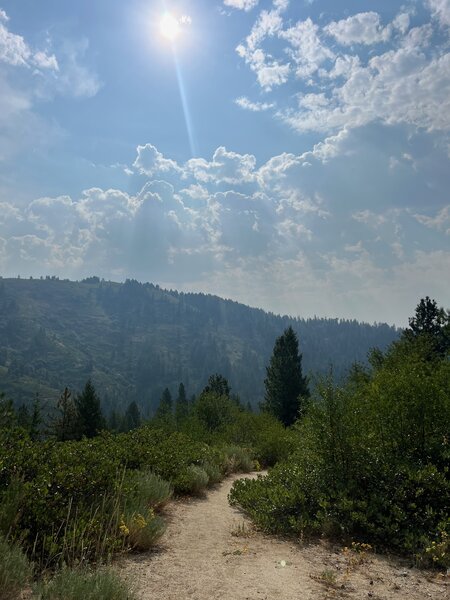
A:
224,0,259,11
427,0,450,27
281,46,450,134
2,139,449,324
280,18,334,78
414,205,450,234
133,144,181,177
324,12,392,46
235,96,275,111
0,14,31,66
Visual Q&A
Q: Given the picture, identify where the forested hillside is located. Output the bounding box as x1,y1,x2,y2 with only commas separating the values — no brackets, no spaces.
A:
0,277,398,412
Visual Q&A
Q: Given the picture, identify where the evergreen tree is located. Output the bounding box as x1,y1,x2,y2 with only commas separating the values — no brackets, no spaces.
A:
0,392,16,429
155,388,174,428
23,393,42,441
262,326,309,426
124,401,141,431
17,404,31,430
175,382,189,425
403,296,450,357
51,387,78,441
202,373,230,397
74,380,104,438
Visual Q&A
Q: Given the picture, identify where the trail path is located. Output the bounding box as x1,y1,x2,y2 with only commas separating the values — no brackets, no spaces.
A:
119,473,448,600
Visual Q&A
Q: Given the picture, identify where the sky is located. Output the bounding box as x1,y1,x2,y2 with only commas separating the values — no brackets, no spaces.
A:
0,0,449,326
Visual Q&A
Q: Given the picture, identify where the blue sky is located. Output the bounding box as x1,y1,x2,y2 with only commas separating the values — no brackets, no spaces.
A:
0,0,449,325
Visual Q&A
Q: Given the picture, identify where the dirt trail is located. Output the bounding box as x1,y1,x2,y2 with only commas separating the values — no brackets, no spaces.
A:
119,473,448,600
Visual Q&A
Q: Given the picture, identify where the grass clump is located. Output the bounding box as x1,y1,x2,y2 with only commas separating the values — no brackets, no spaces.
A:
35,567,134,600
0,536,33,600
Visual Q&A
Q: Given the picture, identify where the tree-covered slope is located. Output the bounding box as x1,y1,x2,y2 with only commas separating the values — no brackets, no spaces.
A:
0,277,399,412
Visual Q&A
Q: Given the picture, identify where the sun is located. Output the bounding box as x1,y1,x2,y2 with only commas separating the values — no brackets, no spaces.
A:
160,13,180,41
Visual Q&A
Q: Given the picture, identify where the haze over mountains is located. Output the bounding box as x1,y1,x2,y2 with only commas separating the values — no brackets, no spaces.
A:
0,277,399,413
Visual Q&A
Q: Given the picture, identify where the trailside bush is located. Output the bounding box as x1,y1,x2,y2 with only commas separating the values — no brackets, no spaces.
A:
35,567,134,600
0,536,32,600
0,425,228,569
230,339,450,567
174,465,209,496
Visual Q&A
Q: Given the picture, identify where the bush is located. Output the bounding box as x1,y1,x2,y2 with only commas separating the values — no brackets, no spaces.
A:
120,510,165,552
230,340,450,565
0,536,32,600
174,465,209,495
202,461,223,486
222,446,253,474
35,567,134,600
124,470,172,512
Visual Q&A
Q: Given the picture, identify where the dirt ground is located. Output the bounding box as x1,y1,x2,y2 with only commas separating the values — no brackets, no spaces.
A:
118,473,449,600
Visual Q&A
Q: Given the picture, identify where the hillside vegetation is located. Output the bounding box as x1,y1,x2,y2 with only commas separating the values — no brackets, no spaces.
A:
0,277,398,411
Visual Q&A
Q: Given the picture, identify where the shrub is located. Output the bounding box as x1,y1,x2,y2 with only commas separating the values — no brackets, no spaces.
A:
0,478,26,537
0,536,32,600
119,510,165,552
124,470,172,512
222,446,253,474
202,461,223,486
35,567,134,600
174,465,209,495
230,341,450,563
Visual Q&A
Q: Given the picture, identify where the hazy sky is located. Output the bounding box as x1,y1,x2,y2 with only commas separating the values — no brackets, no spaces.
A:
0,0,449,325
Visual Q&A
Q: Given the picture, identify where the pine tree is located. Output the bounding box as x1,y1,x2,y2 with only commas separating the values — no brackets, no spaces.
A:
262,326,309,426
155,388,174,428
74,380,104,438
124,401,141,431
202,373,230,397
403,297,450,357
51,387,78,441
175,382,189,425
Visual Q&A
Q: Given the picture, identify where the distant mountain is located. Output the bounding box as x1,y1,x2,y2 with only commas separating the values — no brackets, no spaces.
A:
0,277,399,414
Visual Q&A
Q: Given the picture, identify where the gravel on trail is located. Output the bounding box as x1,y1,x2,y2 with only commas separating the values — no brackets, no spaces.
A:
119,472,448,600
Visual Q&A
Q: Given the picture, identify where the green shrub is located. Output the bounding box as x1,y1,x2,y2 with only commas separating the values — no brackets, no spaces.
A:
124,470,172,512
222,446,253,474
35,567,134,600
0,478,26,537
0,536,32,600
120,510,165,552
230,342,450,564
202,461,223,486
174,465,209,495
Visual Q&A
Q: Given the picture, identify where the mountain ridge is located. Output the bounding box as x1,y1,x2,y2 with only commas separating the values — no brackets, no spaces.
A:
0,276,400,412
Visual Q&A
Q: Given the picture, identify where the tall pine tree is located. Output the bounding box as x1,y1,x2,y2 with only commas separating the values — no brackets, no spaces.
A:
75,380,104,438
262,326,309,426
175,383,189,425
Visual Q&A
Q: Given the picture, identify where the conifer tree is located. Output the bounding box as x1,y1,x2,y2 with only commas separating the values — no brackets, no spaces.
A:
124,400,141,431
51,387,78,441
262,326,309,426
175,382,189,425
74,380,104,438
155,388,174,428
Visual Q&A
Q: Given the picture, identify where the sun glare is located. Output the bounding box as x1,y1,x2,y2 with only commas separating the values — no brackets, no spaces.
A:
160,13,180,41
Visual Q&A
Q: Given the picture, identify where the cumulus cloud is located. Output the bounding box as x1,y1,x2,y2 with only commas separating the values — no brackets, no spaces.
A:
133,144,181,177
2,138,449,323
414,205,450,234
324,12,392,46
427,0,450,27
235,96,275,111
232,3,450,153
224,0,259,11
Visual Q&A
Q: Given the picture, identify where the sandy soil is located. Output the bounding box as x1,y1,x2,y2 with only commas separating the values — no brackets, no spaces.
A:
119,473,449,600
